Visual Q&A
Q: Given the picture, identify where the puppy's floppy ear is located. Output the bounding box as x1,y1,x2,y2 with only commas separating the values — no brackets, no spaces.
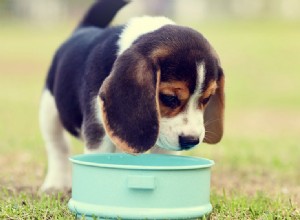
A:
99,48,160,153
204,67,225,144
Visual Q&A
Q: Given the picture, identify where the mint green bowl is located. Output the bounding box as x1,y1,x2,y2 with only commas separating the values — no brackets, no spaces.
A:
68,153,214,220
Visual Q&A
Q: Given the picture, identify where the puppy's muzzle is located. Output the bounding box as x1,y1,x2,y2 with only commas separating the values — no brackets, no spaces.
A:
179,135,199,150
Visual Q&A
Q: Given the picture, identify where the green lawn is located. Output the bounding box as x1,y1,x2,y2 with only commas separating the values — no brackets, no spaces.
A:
0,19,299,219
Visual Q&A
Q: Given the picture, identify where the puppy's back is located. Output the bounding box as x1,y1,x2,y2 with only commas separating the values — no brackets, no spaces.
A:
44,0,127,136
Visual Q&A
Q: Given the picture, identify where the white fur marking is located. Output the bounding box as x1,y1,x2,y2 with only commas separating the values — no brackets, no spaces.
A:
117,16,175,55
150,145,180,155
156,63,206,151
196,62,206,94
39,89,72,192
94,96,103,125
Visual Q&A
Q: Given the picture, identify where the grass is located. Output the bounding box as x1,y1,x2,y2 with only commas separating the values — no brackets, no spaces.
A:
1,189,299,219
0,189,72,220
210,192,300,219
0,18,300,219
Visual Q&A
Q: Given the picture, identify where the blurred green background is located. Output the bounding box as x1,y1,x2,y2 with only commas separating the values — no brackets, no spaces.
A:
0,0,299,207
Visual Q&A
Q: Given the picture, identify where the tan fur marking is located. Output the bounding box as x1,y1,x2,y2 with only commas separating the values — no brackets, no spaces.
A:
134,59,150,86
203,81,217,98
99,98,138,154
203,75,225,144
150,47,171,60
198,80,217,108
160,104,183,117
159,81,190,117
155,69,162,120
159,81,190,100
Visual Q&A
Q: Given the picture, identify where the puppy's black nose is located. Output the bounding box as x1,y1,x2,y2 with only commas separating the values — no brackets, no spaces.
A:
179,135,199,150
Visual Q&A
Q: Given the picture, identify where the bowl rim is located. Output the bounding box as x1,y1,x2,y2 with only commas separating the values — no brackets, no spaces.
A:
69,153,214,170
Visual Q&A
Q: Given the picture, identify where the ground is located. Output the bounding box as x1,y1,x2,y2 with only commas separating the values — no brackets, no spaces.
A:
0,19,299,219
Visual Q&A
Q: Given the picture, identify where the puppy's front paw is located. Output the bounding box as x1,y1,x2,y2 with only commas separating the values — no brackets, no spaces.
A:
39,173,72,194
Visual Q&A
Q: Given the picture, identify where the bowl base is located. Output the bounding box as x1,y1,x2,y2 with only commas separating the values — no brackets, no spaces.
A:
69,199,212,220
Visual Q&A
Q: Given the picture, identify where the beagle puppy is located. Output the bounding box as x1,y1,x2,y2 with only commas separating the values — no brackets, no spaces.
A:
39,0,225,191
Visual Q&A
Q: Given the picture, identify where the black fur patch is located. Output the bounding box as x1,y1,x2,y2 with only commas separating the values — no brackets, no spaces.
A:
45,26,123,139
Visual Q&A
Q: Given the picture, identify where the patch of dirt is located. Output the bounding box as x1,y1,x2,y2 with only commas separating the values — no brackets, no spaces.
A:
0,153,44,193
225,108,300,138
211,168,300,207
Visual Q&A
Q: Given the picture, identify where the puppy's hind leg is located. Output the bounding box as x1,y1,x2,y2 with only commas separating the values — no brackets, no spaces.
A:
39,89,72,193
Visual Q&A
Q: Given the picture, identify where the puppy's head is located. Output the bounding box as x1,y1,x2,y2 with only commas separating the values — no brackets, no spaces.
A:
99,25,224,153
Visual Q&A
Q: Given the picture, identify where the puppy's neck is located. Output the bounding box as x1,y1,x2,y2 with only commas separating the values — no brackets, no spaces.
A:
117,16,175,56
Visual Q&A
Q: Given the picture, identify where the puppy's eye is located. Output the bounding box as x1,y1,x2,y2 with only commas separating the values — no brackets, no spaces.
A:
202,95,211,105
159,94,180,109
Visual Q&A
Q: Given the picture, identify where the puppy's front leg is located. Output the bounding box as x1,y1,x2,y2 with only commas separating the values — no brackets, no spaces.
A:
84,134,117,154
82,118,117,153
